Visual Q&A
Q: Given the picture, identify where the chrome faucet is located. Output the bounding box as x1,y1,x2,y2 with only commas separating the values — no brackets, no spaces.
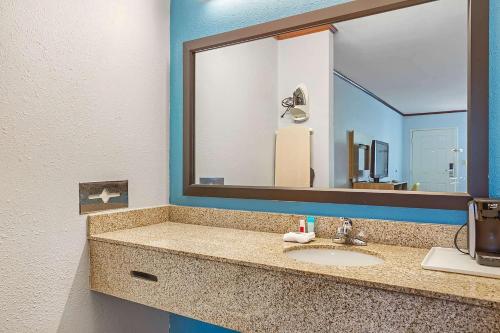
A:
332,217,367,246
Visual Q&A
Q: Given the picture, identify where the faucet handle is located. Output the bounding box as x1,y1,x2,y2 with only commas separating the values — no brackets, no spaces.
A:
340,217,353,233
351,230,367,246
340,217,353,226
355,230,367,242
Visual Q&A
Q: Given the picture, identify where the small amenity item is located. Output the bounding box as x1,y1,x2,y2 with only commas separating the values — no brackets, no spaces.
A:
306,216,315,233
299,219,306,233
283,232,315,244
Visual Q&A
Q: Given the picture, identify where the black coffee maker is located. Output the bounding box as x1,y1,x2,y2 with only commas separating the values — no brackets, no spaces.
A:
468,199,500,267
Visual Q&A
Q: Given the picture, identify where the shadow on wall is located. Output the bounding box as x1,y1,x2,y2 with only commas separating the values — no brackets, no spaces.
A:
56,243,169,333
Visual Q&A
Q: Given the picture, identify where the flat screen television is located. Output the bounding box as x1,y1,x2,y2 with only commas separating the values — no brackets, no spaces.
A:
370,140,389,183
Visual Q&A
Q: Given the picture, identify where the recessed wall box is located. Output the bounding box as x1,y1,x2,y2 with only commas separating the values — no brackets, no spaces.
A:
79,180,128,214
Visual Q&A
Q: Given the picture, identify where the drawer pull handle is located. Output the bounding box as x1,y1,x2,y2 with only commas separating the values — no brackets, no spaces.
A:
131,270,158,282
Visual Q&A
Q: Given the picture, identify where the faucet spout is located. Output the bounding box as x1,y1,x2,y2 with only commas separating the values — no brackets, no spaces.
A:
332,218,367,246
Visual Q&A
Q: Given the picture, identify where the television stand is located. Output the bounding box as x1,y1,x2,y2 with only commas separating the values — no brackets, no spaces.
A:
352,181,407,191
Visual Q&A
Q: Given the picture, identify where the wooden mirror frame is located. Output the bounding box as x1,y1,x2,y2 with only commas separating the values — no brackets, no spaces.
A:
183,0,489,210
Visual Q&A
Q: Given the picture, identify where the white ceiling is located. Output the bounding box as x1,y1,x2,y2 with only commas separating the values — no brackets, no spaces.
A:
334,0,468,114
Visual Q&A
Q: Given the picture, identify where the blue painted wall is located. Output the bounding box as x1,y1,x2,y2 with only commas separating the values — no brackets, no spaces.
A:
402,113,468,192
169,1,498,331
333,75,404,187
170,314,237,333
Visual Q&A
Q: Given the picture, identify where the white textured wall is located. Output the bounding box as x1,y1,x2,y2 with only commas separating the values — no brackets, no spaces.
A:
195,38,278,186
277,31,334,188
0,0,170,332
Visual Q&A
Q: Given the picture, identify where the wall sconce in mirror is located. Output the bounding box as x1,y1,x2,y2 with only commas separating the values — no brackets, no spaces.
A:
280,84,309,122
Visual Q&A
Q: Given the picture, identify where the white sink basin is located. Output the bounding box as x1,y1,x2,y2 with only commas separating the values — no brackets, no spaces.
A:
286,248,384,267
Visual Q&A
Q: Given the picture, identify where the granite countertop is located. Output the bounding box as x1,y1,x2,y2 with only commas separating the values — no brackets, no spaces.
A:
90,221,500,310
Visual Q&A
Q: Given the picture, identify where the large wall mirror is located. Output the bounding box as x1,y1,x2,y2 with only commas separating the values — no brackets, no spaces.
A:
183,0,489,210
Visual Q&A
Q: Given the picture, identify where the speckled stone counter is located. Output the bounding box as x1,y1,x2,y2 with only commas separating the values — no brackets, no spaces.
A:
88,208,500,332
88,204,467,249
